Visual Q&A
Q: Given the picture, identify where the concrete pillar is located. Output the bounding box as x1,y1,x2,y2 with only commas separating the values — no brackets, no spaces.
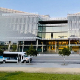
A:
57,41,58,53
18,41,20,52
69,40,70,48
8,41,11,51
22,41,24,52
55,41,56,52
69,40,71,51
42,42,43,52
36,39,38,51
17,41,18,51
22,46,23,52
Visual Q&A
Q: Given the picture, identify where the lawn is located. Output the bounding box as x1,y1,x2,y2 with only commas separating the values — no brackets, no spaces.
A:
0,72,80,80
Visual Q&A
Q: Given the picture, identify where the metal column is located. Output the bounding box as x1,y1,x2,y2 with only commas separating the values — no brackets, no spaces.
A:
36,39,38,51
69,40,70,48
8,41,11,51
55,41,56,52
22,41,24,52
17,41,18,51
42,42,43,52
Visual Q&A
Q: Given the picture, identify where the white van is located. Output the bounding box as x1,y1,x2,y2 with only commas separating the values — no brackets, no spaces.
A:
3,52,32,63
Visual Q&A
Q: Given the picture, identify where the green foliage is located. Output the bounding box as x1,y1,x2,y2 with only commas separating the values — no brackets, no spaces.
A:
26,44,38,56
0,49,3,56
59,51,62,55
67,46,72,51
59,48,71,56
12,45,17,52
0,72,80,80
0,46,8,50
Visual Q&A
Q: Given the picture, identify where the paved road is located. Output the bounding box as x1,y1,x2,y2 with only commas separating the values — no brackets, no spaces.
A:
0,63,80,68
0,54,80,68
32,54,80,64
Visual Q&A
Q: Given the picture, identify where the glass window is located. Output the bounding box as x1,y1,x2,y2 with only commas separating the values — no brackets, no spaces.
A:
24,55,28,57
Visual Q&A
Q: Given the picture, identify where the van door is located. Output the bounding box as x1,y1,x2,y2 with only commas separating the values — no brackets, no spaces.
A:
18,55,21,62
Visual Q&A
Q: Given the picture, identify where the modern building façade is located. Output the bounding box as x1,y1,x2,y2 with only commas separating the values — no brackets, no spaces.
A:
0,7,80,53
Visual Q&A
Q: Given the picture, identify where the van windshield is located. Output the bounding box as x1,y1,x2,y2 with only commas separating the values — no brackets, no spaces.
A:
24,55,28,57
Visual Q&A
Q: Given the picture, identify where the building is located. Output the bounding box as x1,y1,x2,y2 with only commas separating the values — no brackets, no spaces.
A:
0,7,80,53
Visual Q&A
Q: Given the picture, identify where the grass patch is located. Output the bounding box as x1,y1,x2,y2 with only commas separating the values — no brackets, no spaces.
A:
0,72,80,80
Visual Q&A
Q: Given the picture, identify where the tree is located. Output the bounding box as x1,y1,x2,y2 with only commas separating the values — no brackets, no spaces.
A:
26,44,38,56
0,49,3,56
59,47,71,65
26,44,38,63
68,46,72,51
0,46,8,51
12,45,17,52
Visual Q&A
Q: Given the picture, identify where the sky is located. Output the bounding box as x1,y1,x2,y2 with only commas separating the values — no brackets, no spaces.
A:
0,0,80,18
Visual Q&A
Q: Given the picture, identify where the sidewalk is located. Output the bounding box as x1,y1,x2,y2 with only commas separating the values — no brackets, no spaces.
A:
0,67,80,74
0,63,80,73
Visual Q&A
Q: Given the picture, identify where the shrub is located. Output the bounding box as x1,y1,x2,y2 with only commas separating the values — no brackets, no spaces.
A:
0,49,3,56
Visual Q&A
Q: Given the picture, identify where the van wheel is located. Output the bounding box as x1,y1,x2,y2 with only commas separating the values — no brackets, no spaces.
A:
24,61,26,63
3,60,5,63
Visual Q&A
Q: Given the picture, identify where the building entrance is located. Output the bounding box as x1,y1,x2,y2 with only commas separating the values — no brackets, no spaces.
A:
47,46,55,52
47,40,68,53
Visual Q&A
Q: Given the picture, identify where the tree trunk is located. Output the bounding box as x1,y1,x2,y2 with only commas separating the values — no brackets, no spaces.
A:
29,55,30,63
64,56,65,65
